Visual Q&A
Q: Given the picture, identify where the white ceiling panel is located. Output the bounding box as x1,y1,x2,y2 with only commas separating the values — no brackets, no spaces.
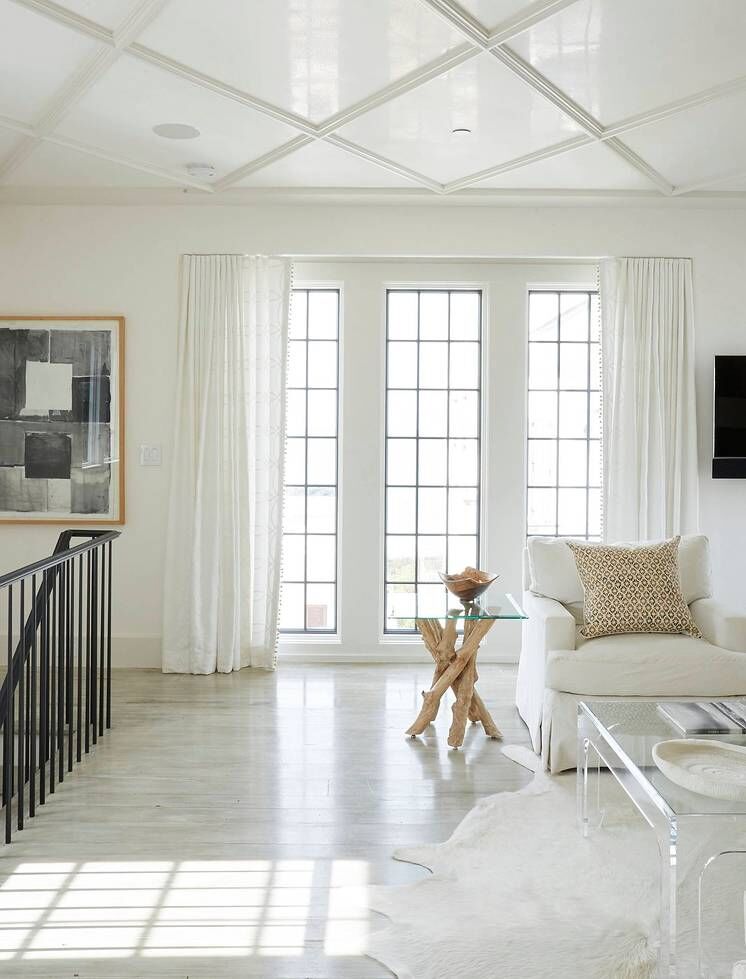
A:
457,0,535,31
236,139,422,187
623,89,746,191
55,53,299,183
51,0,139,29
138,0,465,124
337,53,583,183
0,0,101,124
509,0,746,125
5,140,175,186
0,128,23,162
471,140,655,189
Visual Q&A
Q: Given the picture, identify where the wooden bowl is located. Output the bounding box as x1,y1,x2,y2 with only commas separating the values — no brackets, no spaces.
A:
438,568,499,604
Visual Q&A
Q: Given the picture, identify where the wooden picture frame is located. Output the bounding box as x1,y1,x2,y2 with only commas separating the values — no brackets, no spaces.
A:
0,316,125,525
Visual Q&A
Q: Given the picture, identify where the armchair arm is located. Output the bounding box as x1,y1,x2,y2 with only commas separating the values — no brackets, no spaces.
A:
516,592,577,752
690,598,746,653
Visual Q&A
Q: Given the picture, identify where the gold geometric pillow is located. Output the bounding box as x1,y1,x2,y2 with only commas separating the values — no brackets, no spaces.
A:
566,536,702,640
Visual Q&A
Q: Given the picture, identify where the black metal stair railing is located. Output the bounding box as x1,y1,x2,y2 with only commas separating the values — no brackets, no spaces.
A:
0,529,120,845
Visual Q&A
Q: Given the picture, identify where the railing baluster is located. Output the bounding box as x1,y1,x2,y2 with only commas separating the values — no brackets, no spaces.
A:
40,569,47,806
77,556,82,764
57,564,64,783
5,584,13,844
67,559,73,773
85,553,91,755
17,580,24,831
90,550,98,747
99,549,105,738
30,574,37,818
49,572,56,796
106,541,112,730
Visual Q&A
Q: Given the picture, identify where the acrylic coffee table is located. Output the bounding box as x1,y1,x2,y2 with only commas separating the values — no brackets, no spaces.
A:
578,700,746,977
393,594,526,749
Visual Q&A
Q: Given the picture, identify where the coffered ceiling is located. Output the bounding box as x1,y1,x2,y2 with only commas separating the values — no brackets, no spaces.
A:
1,0,746,200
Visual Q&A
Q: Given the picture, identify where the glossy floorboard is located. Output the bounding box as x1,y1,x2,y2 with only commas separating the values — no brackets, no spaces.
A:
0,664,532,978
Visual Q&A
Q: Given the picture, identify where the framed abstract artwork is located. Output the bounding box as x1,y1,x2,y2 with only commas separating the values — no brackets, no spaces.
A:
0,317,125,524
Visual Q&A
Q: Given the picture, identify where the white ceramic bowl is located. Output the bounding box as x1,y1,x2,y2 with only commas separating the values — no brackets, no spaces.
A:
652,739,746,801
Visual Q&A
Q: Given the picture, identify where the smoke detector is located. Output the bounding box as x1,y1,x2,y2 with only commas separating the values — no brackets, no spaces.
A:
185,163,216,180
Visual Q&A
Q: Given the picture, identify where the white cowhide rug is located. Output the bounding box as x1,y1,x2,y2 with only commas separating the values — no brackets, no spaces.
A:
367,747,746,979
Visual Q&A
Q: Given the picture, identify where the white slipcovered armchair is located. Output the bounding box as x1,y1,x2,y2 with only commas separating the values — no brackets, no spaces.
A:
516,535,746,773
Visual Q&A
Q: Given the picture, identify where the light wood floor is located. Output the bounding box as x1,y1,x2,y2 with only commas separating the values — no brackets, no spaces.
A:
0,664,532,978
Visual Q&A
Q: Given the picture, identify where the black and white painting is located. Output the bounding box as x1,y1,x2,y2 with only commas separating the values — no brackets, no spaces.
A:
0,317,124,523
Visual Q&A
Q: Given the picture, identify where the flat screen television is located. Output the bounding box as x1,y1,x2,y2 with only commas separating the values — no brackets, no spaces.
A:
713,355,746,478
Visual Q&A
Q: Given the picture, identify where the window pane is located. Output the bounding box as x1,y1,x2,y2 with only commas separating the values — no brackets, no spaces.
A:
307,487,336,533
308,341,337,387
447,535,477,574
306,584,335,630
387,487,416,533
279,582,305,630
419,439,447,485
419,342,448,388
287,340,306,387
307,439,336,484
559,343,587,389
528,439,556,486
281,288,339,634
450,292,479,340
308,291,338,338
282,535,305,582
386,584,415,630
387,438,416,486
527,290,601,544
387,390,417,436
388,292,418,339
417,535,446,582
527,488,556,536
560,293,588,340
285,438,306,485
385,289,482,633
417,487,446,534
558,488,586,535
449,391,478,437
528,391,557,437
418,390,447,436
286,390,306,436
450,342,479,389
559,391,588,437
419,292,448,340
529,292,558,341
307,535,335,581
448,439,478,486
449,487,478,534
558,440,587,487
387,536,416,582
529,343,557,390
387,342,417,388
307,390,337,436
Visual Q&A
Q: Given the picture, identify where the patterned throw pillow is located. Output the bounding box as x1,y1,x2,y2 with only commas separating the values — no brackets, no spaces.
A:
567,536,702,640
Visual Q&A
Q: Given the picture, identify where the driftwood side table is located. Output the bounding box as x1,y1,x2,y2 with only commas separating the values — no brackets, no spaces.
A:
400,594,527,749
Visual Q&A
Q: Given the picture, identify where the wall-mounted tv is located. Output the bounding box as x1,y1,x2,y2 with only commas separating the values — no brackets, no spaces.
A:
713,355,746,478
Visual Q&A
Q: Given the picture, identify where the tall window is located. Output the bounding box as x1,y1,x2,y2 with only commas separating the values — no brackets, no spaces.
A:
384,289,482,633
526,290,601,540
280,289,340,633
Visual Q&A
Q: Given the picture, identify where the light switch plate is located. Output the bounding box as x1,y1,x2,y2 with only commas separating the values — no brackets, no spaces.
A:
139,444,162,467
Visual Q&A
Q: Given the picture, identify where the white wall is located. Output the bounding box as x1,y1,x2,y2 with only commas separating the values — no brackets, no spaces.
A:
0,202,744,667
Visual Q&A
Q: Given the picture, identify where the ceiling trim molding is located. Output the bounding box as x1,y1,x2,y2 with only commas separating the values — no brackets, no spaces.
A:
128,44,318,135
213,135,315,191
414,0,489,46
7,0,113,42
0,137,40,181
324,135,445,193
315,42,479,136
486,0,582,45
672,167,746,196
443,134,592,192
602,137,673,195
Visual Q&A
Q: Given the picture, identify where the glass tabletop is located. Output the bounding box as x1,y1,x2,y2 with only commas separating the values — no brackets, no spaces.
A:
389,592,527,622
581,700,746,817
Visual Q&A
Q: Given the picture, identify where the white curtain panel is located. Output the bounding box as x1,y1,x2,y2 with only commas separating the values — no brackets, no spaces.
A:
162,255,290,674
600,257,699,542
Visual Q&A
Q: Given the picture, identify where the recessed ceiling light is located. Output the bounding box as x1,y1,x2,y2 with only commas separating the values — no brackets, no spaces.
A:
185,163,216,179
153,123,201,140
451,127,472,136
